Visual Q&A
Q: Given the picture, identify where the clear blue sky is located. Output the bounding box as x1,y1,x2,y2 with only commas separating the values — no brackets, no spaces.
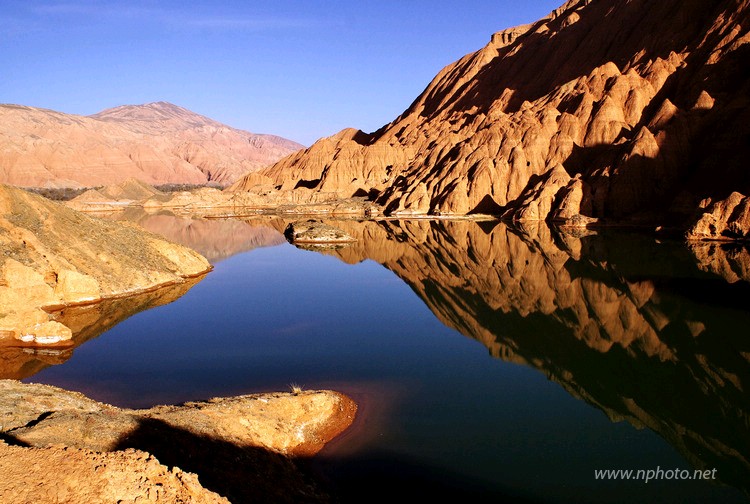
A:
1,1,562,146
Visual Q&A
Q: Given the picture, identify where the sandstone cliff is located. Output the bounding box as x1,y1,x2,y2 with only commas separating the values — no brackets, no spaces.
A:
232,0,750,230
0,185,211,344
0,102,303,188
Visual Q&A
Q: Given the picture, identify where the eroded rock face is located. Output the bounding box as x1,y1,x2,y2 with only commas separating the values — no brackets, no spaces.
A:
232,0,750,229
0,185,211,343
0,380,357,503
0,102,303,188
686,192,750,241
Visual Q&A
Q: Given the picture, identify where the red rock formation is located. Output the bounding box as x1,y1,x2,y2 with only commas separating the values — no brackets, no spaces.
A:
232,0,750,228
0,102,303,188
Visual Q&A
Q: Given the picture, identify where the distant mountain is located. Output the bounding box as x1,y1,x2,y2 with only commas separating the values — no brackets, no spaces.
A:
232,0,750,228
0,102,303,188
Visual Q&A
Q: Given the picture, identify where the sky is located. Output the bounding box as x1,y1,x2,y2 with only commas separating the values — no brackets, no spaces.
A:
1,1,563,146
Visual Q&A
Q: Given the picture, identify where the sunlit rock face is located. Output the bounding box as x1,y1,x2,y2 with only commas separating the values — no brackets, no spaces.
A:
0,102,303,188
0,185,211,345
273,217,750,495
233,0,750,227
0,380,356,503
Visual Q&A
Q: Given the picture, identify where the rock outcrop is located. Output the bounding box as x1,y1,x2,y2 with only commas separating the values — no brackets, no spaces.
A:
284,220,357,247
686,191,750,241
0,185,211,344
232,0,750,231
0,442,229,504
0,102,303,188
0,380,357,503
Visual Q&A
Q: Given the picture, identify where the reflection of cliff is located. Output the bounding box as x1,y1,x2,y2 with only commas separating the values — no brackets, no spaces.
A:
0,276,203,380
100,209,285,263
275,218,750,494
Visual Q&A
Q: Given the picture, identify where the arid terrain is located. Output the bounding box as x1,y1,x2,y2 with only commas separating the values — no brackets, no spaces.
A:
0,102,303,188
2,0,749,502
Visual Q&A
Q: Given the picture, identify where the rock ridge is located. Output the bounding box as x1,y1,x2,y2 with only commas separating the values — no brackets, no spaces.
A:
230,0,750,234
0,102,303,188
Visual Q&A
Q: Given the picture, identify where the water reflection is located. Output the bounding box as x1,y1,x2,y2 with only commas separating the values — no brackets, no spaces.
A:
0,276,204,380
18,210,750,497
96,208,285,263
266,218,750,495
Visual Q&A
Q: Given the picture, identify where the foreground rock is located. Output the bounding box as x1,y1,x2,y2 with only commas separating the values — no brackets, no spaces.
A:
0,380,357,503
232,0,750,233
0,102,303,188
0,184,211,343
0,442,228,504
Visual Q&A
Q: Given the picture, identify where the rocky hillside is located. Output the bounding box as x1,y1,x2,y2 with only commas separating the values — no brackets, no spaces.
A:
0,102,303,188
0,184,211,343
232,0,750,228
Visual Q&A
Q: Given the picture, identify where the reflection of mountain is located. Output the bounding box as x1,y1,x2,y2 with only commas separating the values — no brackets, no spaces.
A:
273,218,750,495
99,210,286,263
1,277,203,380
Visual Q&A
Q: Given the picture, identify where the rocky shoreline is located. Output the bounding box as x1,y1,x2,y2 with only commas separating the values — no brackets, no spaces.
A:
0,380,357,503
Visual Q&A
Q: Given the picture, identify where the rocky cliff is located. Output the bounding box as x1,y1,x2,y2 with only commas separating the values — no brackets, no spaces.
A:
0,185,211,344
0,102,303,188
232,0,750,229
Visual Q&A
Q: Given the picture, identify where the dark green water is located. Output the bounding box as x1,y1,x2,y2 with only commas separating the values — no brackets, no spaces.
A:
22,216,750,503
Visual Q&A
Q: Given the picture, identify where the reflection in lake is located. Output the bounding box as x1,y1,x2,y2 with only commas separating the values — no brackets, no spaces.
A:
1,276,204,380
23,215,750,502
297,219,750,496
96,208,285,263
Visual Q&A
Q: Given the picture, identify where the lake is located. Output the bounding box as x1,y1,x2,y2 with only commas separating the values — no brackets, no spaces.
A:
17,213,750,503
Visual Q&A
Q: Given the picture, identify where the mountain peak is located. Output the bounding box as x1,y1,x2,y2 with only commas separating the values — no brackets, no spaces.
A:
90,102,219,130
0,103,304,188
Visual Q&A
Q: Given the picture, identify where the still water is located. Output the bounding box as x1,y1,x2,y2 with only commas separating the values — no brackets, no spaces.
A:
19,214,750,503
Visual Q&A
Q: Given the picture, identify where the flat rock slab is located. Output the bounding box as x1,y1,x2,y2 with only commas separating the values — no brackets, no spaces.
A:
284,220,357,245
0,380,357,503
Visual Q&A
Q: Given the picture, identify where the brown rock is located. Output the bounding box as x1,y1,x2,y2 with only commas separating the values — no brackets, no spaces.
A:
0,380,357,503
0,442,229,504
284,220,356,247
686,192,750,241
